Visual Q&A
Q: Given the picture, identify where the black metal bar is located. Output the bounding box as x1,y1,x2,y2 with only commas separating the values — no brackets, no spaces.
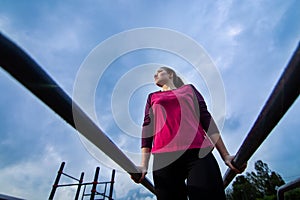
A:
277,177,300,200
82,181,111,185
75,172,84,200
57,181,113,188
103,183,107,199
55,183,82,187
48,162,65,200
0,33,156,195
108,170,115,200
81,185,87,200
223,42,300,188
62,172,81,182
90,167,100,200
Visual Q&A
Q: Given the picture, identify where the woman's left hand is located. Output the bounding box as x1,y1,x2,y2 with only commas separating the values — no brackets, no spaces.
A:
224,155,247,174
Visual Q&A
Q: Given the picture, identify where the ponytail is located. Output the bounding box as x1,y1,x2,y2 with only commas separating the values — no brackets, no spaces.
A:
161,66,184,88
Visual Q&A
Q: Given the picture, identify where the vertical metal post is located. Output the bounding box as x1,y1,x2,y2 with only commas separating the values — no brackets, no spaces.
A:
81,185,87,200
74,172,84,200
49,162,65,200
108,170,116,200
90,167,100,200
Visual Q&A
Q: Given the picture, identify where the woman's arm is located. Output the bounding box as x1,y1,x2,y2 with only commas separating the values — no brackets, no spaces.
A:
207,119,245,173
140,147,151,180
191,85,245,173
131,147,151,183
132,94,153,183
209,133,239,172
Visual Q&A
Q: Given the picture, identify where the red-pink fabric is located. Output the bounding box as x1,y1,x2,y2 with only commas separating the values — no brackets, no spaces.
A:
141,84,213,153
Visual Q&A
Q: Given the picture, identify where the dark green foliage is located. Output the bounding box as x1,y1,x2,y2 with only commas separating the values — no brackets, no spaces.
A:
226,160,288,200
284,188,300,200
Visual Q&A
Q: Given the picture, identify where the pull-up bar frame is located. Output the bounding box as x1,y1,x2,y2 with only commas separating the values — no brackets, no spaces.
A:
1,32,299,195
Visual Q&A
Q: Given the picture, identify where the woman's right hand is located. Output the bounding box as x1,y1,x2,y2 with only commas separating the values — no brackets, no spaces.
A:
131,166,147,183
131,165,148,183
132,147,151,183
138,165,148,183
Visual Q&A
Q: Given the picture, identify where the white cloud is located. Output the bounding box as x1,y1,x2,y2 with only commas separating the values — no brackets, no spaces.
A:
0,145,62,199
0,15,10,31
227,25,243,38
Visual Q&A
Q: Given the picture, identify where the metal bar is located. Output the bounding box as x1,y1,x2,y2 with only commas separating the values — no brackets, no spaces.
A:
48,162,65,200
103,183,107,199
57,181,113,188
75,172,84,200
0,33,156,195
82,181,111,185
108,170,115,200
81,185,87,200
62,172,81,182
83,181,112,185
56,183,83,187
277,177,300,200
223,42,300,188
90,167,100,200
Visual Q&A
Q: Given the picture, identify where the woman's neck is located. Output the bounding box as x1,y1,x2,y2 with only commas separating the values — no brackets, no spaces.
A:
161,83,177,91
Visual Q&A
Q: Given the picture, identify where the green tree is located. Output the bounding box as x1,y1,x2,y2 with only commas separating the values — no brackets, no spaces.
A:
285,188,300,200
226,160,286,200
231,175,262,200
252,160,285,196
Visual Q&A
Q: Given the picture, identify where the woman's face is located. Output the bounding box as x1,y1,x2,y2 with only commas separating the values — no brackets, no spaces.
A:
154,68,172,87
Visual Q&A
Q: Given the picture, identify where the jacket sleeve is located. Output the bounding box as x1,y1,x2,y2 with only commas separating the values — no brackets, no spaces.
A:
141,93,154,149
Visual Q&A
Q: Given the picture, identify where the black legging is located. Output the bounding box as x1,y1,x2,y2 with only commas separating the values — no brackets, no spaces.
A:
152,149,226,200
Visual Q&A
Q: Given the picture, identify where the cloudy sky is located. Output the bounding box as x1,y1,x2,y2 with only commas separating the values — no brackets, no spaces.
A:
0,0,299,199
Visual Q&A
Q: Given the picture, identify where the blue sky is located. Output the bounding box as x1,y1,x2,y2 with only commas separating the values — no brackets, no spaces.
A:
0,0,300,199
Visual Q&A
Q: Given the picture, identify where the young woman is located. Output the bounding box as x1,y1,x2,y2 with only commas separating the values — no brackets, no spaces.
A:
133,66,242,200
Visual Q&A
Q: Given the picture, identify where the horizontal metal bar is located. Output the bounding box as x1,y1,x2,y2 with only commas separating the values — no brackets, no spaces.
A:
52,181,112,189
0,33,156,195
223,42,300,187
56,181,112,188
56,183,82,188
277,177,300,200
